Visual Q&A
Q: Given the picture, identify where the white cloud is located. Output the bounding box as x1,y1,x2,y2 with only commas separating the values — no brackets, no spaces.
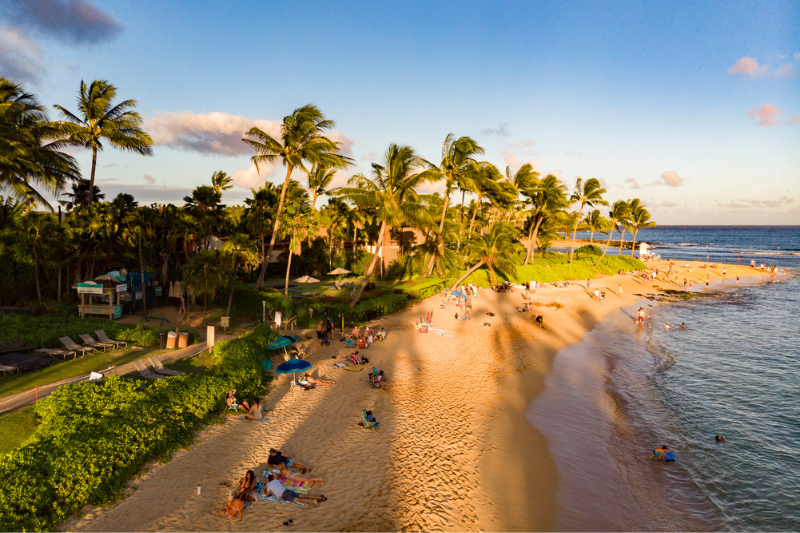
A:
654,171,684,187
0,24,44,84
231,161,279,190
501,149,541,173
722,196,794,209
141,174,155,186
481,123,510,136
727,56,768,77
774,64,796,79
747,104,781,126
623,177,641,189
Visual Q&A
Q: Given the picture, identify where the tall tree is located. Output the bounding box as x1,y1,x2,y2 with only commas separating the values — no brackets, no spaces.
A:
629,201,656,257
619,199,639,254
211,170,233,193
184,250,225,324
222,234,258,317
59,179,105,211
451,223,523,288
306,164,337,209
243,104,352,289
0,78,80,207
337,144,432,307
583,209,609,243
594,200,631,266
55,80,153,204
567,177,608,263
244,184,279,267
280,203,313,296
418,134,483,275
464,162,502,240
522,175,567,265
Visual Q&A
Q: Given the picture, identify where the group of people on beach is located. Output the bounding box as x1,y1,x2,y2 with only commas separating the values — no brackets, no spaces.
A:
225,389,269,422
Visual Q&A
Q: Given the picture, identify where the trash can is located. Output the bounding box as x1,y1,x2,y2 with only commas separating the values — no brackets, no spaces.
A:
177,332,189,348
166,331,178,349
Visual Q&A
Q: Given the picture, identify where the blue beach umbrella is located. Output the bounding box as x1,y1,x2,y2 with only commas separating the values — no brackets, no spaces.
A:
275,358,312,382
268,335,301,350
451,290,467,299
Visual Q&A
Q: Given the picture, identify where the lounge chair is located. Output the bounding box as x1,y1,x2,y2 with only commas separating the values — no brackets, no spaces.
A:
148,355,184,376
0,364,19,377
362,409,379,430
95,330,127,349
79,334,115,352
34,347,77,360
133,359,164,380
59,337,96,357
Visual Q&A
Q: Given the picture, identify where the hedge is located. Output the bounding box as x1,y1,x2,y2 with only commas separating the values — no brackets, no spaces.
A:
0,324,280,532
0,315,200,349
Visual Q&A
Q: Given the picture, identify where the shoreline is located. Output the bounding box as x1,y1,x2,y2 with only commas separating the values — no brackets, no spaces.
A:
68,261,776,532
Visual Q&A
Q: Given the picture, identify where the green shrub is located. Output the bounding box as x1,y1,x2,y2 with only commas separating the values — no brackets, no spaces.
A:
0,324,279,532
575,244,603,256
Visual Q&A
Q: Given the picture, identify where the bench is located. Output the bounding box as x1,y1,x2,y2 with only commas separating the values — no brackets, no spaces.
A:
0,339,31,356
140,309,169,326
283,316,298,331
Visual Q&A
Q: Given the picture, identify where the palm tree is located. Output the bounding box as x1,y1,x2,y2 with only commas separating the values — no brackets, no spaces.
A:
583,209,609,243
280,203,313,296
567,178,608,263
418,134,484,275
23,212,53,303
1,78,80,207
59,179,105,211
337,144,433,307
505,163,540,222
411,218,463,277
244,184,279,266
124,208,155,315
451,223,523,288
523,175,567,265
464,162,502,240
222,234,258,317
55,80,153,204
307,164,337,209
184,249,226,324
619,199,639,254
594,200,631,267
211,170,233,193
242,104,353,289
629,202,656,257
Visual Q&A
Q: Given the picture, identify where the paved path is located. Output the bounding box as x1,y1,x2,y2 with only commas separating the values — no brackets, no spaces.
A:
0,335,234,415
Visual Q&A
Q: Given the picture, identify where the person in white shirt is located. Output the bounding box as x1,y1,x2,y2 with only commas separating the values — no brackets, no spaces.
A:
265,475,327,506
274,310,282,330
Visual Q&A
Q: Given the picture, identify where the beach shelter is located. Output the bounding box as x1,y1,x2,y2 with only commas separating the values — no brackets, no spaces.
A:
328,267,351,275
275,358,312,382
268,335,301,358
294,275,320,283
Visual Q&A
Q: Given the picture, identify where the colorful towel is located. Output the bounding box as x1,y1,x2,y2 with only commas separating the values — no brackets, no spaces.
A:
277,475,314,493
258,493,306,506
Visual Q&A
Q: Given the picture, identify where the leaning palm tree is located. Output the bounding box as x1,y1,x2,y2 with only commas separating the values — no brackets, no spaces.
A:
567,177,608,263
336,144,433,307
222,234,258,317
594,200,631,266
184,249,226,324
0,78,80,207
55,80,153,204
307,164,338,209
523,175,568,265
451,223,523,288
243,104,353,288
629,202,656,257
418,134,483,275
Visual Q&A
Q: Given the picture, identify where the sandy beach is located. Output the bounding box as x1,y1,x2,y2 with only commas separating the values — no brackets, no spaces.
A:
69,260,772,532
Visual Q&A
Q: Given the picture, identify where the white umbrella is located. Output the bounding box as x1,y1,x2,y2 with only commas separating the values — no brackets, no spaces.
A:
328,267,351,275
294,275,320,283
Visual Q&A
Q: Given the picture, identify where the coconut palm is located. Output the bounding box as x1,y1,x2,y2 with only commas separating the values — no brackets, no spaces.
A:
618,199,639,254
307,164,337,209
629,202,656,257
54,80,153,204
59,179,105,211
1,78,80,207
451,223,523,288
222,234,258,317
337,143,433,307
242,104,353,289
523,175,568,265
418,134,483,275
244,184,279,265
211,170,233,193
23,212,53,303
184,250,225,324
594,200,631,267
124,208,155,315
505,163,540,222
279,203,313,296
567,178,608,263
464,162,502,239
583,209,609,243
410,216,464,277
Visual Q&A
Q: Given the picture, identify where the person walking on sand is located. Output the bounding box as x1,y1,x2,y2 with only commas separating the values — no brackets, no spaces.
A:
179,295,186,315
594,288,600,302
637,307,645,325
619,284,623,297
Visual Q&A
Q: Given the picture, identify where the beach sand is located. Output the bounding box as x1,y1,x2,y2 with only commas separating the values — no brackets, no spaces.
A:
70,260,770,532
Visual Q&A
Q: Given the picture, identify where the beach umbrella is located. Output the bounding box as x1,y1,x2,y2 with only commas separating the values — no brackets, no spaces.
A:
328,267,351,275
268,335,300,350
294,275,320,283
275,358,312,382
451,290,468,299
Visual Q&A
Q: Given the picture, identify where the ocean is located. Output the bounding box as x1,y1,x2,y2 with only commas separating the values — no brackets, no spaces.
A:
530,226,800,531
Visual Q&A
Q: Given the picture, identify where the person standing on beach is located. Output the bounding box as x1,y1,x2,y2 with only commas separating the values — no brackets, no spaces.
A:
637,307,645,325
619,284,623,297
683,278,688,291
316,321,324,347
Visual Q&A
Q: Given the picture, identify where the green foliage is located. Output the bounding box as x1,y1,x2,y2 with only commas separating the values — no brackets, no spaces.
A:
0,315,199,349
0,324,280,532
575,244,603,256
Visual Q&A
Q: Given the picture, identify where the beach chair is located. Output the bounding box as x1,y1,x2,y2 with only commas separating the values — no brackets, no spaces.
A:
0,364,19,377
95,330,127,349
133,358,165,380
346,338,356,348
362,409,379,430
79,334,115,352
59,337,96,357
148,355,184,376
34,347,77,360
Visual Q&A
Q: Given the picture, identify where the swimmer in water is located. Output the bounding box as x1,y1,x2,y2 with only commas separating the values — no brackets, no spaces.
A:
715,435,725,442
664,323,671,329
680,323,686,329
650,445,668,460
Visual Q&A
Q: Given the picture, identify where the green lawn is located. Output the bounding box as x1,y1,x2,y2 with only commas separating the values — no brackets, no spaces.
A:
0,405,37,455
164,349,218,375
0,346,161,399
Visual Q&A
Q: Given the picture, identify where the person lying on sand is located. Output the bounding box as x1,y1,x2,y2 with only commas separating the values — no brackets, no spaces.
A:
268,448,311,472
269,463,325,486
303,374,335,385
265,475,327,506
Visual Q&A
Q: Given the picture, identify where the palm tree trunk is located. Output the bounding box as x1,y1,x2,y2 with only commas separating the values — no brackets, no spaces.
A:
349,219,386,308
202,294,208,324
450,260,485,290
426,190,451,275
590,230,594,242
382,223,391,275
460,190,466,222
88,147,98,204
140,234,147,315
569,206,584,264
618,227,626,254
467,194,481,239
256,165,293,288
594,222,616,267
284,250,293,296
630,228,638,257
225,264,237,317
524,217,543,266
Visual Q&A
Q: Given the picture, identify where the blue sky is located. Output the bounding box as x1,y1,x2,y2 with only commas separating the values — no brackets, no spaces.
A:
2,0,799,223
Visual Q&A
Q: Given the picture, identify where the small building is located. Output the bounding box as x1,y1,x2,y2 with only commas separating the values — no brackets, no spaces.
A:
74,280,127,319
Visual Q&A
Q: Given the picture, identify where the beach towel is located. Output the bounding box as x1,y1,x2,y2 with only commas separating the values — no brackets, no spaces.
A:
260,470,314,494
258,493,306,506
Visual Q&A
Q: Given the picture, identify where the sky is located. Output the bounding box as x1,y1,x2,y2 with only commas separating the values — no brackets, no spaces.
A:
1,0,799,224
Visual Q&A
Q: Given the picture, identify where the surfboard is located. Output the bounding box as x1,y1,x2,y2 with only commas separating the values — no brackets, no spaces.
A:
343,366,363,372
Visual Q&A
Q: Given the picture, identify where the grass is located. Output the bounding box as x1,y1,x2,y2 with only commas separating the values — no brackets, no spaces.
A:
164,349,218,375
0,405,37,454
0,346,161,400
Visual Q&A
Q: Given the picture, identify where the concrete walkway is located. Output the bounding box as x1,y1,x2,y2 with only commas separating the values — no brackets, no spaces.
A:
0,335,234,415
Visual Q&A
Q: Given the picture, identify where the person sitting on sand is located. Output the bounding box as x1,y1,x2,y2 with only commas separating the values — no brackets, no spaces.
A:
270,463,325,487
351,325,360,338
240,469,258,498
365,410,377,424
245,398,265,421
303,374,335,385
226,389,249,412
366,331,374,345
650,445,668,460
376,370,387,389
268,448,311,472
265,474,326,506
377,327,386,341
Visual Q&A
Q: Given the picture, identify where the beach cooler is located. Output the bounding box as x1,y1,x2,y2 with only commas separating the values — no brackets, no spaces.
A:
419,326,427,333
